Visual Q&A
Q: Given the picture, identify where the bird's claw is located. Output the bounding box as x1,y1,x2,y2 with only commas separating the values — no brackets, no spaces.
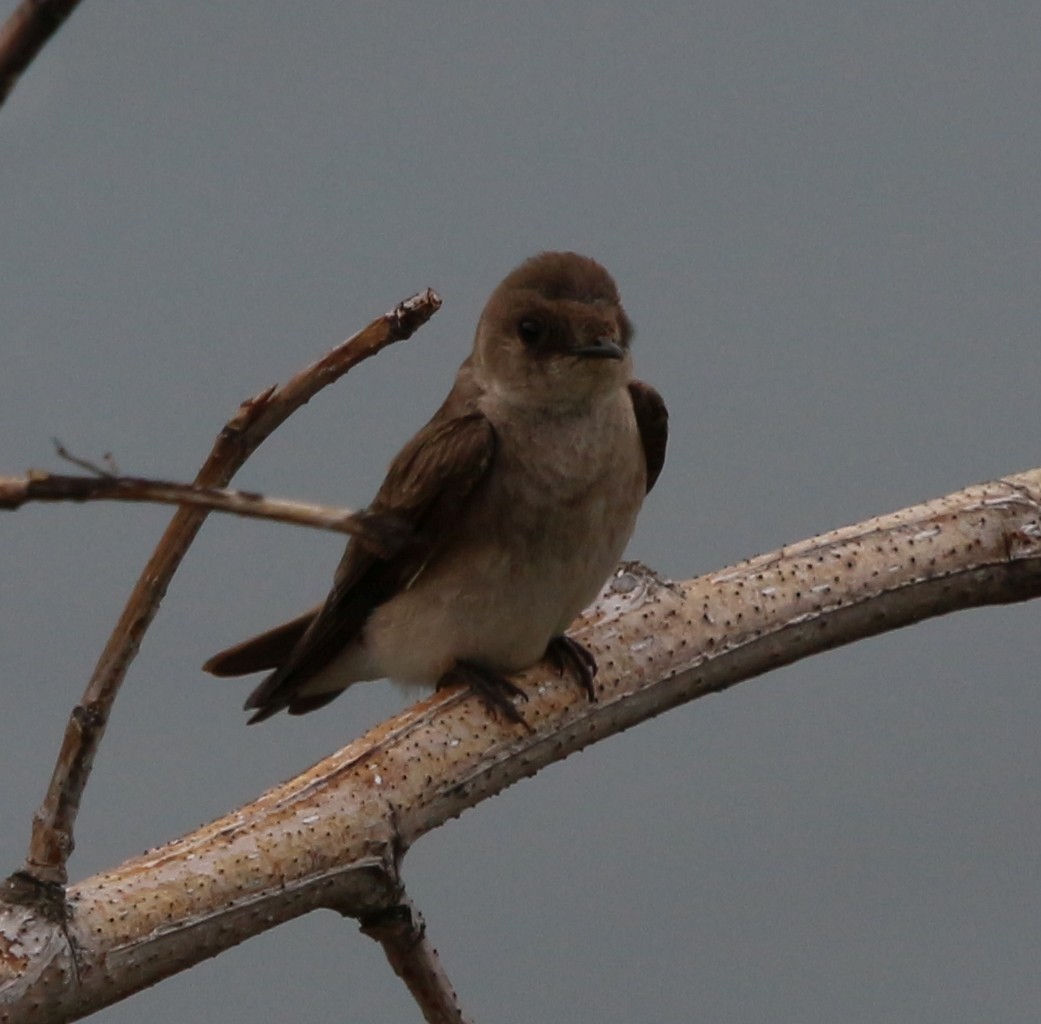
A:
440,660,533,731
545,635,598,702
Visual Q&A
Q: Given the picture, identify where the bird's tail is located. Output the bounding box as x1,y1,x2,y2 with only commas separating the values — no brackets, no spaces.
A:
202,609,316,677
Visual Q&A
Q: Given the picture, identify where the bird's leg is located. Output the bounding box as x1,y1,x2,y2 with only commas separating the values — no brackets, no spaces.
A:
544,635,598,702
439,660,532,730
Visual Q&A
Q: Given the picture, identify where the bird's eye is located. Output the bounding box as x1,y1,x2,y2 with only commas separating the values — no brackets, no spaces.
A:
517,318,544,345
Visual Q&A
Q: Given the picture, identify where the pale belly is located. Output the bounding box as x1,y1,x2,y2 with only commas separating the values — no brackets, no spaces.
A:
365,506,635,682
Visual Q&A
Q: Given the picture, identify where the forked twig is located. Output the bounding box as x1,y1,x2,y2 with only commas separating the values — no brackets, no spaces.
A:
51,440,118,478
23,288,442,886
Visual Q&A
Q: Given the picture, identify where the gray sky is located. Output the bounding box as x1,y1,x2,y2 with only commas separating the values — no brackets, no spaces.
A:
3,3,1041,1021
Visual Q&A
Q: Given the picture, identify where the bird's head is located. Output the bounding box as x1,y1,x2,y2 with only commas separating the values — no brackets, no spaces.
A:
473,252,634,408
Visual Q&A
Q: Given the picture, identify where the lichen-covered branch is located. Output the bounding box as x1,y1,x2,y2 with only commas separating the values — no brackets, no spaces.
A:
2,468,1039,1021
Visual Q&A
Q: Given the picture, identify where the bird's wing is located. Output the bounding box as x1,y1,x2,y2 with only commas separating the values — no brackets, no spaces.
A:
627,380,668,493
206,382,498,721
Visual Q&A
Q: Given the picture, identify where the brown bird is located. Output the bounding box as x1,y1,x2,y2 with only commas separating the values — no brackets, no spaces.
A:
204,252,668,724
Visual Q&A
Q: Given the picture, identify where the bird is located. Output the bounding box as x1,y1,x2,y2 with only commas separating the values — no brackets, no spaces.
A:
203,251,668,725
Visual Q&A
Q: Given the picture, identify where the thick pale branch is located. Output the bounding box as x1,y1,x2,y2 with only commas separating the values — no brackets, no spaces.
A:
2,468,1040,1020
24,289,442,886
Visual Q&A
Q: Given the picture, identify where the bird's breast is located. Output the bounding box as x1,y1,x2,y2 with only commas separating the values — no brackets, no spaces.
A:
364,387,645,684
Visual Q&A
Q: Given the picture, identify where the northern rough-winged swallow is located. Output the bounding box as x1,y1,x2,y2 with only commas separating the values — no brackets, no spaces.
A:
204,252,668,724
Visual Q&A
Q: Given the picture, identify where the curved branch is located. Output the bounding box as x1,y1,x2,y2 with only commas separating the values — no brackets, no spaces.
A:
2,467,1039,1019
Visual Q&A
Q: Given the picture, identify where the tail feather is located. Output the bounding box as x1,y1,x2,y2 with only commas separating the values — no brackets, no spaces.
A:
202,609,317,678
245,688,342,725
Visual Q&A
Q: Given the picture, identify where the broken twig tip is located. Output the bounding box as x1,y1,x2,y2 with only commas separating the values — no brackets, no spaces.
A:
51,438,117,479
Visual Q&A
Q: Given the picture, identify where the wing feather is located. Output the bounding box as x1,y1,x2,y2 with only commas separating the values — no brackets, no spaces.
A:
627,380,668,493
236,396,497,721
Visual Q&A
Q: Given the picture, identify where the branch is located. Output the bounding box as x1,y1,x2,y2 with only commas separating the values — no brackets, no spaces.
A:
0,0,82,108
358,898,473,1024
23,288,442,886
0,472,376,539
2,468,1040,1020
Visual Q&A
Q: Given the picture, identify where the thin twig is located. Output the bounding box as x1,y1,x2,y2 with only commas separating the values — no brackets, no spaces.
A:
51,439,118,477
24,288,442,885
0,0,83,108
0,472,371,538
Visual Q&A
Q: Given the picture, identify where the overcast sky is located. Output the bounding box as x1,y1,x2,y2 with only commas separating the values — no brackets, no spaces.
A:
3,3,1041,1022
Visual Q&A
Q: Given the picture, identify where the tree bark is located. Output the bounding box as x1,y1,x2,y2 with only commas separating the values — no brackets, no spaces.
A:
1,468,1039,1021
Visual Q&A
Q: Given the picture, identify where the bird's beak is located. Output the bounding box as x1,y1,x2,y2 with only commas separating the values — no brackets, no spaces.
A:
570,336,625,360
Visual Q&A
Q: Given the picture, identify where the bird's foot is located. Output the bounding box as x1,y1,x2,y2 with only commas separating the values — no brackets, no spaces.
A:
439,660,532,730
545,635,598,702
